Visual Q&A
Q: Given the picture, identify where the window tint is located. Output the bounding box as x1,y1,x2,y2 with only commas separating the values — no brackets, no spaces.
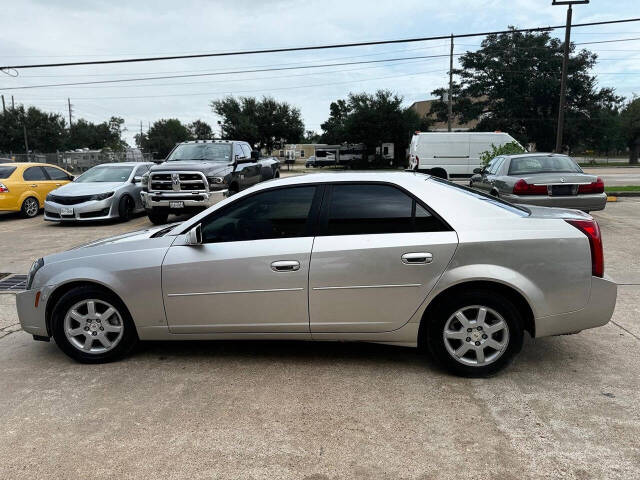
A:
135,164,151,175
241,144,252,158
508,155,582,175
23,166,47,181
43,166,69,180
0,166,16,179
325,184,446,235
202,186,316,243
486,157,502,175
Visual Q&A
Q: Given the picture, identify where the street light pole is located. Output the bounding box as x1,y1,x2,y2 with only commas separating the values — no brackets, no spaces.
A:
553,0,589,153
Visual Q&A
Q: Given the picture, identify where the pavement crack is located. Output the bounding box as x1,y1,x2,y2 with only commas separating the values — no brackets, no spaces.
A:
611,320,640,342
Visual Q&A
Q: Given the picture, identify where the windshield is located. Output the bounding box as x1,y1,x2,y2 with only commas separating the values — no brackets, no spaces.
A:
76,166,133,183
0,166,16,179
429,177,530,216
167,143,232,162
508,156,582,175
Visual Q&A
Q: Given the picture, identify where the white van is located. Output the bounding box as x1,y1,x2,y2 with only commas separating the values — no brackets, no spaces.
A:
408,132,519,178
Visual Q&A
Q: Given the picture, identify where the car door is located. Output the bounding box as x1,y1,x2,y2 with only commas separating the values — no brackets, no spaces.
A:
476,157,502,192
161,185,321,334
22,166,50,205
240,143,261,185
42,165,72,194
309,183,458,334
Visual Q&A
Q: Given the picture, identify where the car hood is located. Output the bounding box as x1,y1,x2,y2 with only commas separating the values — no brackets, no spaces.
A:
72,223,181,249
51,181,125,196
518,172,597,184
150,161,231,176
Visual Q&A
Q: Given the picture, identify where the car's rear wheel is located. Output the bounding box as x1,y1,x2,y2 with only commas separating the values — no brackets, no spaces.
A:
21,196,40,218
51,286,138,363
425,289,523,377
147,209,169,225
118,195,134,221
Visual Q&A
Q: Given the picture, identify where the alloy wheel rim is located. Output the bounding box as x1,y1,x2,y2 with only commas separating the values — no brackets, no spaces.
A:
63,299,124,354
25,198,38,216
442,305,509,367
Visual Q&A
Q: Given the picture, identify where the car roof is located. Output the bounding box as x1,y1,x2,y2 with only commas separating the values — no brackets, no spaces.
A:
501,153,570,159
179,140,235,144
89,162,152,167
263,171,431,187
9,162,66,168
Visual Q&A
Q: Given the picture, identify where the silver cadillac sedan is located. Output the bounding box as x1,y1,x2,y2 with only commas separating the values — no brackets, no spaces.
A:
469,153,607,212
18,172,616,376
44,162,154,222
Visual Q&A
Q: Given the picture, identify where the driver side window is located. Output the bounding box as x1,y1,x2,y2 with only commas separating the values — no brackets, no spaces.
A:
201,186,317,243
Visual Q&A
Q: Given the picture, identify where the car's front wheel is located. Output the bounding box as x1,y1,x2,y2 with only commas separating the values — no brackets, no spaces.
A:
51,286,138,363
118,195,134,221
147,209,169,225
425,289,523,377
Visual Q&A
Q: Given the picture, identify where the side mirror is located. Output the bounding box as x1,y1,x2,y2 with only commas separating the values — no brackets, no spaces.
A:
251,150,260,160
70,175,76,181
185,224,203,246
133,176,142,183
473,168,483,174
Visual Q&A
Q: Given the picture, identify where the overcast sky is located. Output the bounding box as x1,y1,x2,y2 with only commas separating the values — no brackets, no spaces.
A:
1,0,639,146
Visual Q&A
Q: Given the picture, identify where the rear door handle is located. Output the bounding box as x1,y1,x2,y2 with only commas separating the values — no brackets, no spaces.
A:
271,260,300,272
402,252,433,265
56,183,62,186
30,184,37,187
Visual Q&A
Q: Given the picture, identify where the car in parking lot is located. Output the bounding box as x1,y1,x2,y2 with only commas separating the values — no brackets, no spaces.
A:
0,162,73,218
44,162,154,222
469,153,607,212
17,172,616,376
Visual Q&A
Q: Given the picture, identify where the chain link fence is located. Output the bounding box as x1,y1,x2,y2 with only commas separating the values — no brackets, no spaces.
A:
0,151,155,174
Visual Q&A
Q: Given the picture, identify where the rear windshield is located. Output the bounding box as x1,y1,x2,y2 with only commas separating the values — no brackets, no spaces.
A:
508,156,582,175
429,177,530,216
0,166,16,179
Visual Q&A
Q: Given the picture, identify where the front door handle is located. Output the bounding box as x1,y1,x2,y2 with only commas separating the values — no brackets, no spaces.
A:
56,183,62,186
30,184,37,187
271,260,300,272
401,252,433,265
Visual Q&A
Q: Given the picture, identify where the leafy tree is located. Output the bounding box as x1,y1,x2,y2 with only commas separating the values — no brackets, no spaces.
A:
301,130,321,143
429,29,623,152
320,89,426,167
620,97,640,164
189,120,213,140
135,118,192,159
211,96,304,152
0,105,66,153
478,141,525,166
66,116,127,151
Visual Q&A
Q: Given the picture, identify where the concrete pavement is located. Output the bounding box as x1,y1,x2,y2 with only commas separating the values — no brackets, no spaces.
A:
0,198,638,479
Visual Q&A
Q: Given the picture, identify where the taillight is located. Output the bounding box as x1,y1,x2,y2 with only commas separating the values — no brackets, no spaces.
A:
566,219,604,277
513,179,547,195
578,177,604,194
0,183,8,193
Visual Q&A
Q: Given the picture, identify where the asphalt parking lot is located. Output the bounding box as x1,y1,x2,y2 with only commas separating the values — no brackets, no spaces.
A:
1,198,639,479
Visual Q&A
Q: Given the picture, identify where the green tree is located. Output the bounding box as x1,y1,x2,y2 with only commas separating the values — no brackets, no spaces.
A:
0,105,66,153
478,141,526,166
66,116,127,151
136,118,192,159
429,29,623,152
620,97,640,164
189,120,213,140
320,89,425,167
211,96,304,152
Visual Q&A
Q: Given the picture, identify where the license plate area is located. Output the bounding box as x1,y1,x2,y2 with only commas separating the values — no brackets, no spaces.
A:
550,185,575,196
169,201,184,209
60,207,74,216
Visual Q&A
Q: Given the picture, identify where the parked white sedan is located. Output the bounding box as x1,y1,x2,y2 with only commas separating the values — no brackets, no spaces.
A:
18,172,616,376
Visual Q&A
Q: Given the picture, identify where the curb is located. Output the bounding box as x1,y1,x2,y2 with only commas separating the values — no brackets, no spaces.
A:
607,192,640,198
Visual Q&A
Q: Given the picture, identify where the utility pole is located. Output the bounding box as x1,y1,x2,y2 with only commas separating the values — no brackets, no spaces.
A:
11,95,14,109
553,0,589,153
448,33,454,132
1,95,5,113
23,124,29,161
140,120,143,139
67,98,73,127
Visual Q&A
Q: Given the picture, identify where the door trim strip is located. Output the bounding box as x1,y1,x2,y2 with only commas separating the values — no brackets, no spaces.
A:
312,283,422,291
167,287,304,297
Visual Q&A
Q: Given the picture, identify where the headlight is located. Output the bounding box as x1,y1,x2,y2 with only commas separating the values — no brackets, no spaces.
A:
26,258,44,290
90,191,114,201
208,176,225,186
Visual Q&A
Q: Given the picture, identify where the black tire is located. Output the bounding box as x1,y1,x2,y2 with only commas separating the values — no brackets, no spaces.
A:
147,209,169,225
424,289,524,377
117,195,134,222
274,170,280,179
228,183,239,196
430,168,448,180
50,285,138,364
21,196,40,218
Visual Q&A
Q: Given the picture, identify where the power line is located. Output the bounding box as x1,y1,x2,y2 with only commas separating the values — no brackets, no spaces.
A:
0,53,455,90
2,17,639,70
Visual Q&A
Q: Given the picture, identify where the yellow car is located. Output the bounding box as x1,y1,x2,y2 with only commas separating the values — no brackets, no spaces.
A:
0,162,73,218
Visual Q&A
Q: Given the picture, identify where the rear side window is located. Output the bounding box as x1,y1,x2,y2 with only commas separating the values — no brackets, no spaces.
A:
23,166,47,181
0,166,16,179
43,166,70,180
324,184,448,235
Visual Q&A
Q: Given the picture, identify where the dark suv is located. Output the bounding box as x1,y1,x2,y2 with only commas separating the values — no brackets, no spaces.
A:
141,140,279,224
